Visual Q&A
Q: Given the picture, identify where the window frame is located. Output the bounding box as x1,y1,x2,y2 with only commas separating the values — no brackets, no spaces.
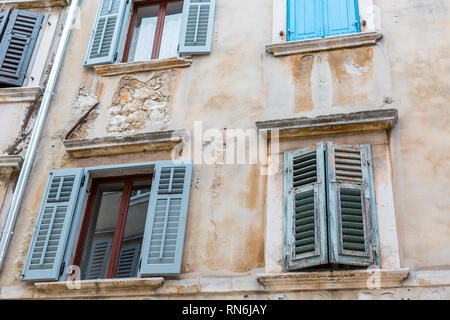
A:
122,0,184,62
73,174,152,280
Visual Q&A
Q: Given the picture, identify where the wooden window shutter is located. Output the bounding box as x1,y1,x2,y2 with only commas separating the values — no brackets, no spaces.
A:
287,0,323,41
179,0,216,55
85,239,112,280
139,162,193,276
284,142,328,271
21,168,85,281
116,243,141,278
0,9,44,87
323,0,360,37
84,0,129,67
0,9,11,40
325,142,379,266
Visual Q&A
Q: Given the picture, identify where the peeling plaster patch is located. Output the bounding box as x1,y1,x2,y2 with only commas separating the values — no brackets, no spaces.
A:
344,56,369,75
107,72,170,134
311,54,333,110
69,84,99,140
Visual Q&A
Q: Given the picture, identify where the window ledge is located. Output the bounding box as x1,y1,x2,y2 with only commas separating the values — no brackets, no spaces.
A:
63,130,186,158
256,269,409,291
256,108,398,139
34,277,164,299
0,155,23,174
93,57,192,77
1,0,70,9
0,86,43,104
266,32,383,57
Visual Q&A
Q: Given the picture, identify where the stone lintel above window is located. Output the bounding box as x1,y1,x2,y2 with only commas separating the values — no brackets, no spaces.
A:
256,108,398,139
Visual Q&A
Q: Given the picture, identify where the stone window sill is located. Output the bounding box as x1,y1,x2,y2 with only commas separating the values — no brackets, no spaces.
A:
63,130,186,158
256,268,409,291
256,108,398,139
266,31,383,57
93,57,192,77
0,86,43,104
34,277,164,299
2,0,70,9
0,155,23,174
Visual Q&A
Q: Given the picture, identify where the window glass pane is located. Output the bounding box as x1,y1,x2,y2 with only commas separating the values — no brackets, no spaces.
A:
159,1,183,59
128,4,160,62
80,182,125,280
116,179,152,278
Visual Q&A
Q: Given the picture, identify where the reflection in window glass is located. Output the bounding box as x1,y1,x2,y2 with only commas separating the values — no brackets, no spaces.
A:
159,1,183,59
128,5,159,62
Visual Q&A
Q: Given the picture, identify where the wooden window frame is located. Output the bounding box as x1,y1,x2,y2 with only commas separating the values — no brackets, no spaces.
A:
122,0,183,62
73,174,152,279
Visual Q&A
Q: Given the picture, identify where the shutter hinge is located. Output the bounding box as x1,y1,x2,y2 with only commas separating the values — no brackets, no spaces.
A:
59,261,66,277
372,245,378,257
177,44,180,53
114,52,118,62
138,258,142,271
81,175,86,187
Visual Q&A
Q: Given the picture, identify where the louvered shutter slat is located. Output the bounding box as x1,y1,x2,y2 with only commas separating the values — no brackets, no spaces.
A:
179,0,216,55
139,162,192,276
284,142,328,270
0,9,43,87
326,142,379,266
86,239,112,280
116,243,140,278
22,168,84,281
84,0,129,67
0,9,11,40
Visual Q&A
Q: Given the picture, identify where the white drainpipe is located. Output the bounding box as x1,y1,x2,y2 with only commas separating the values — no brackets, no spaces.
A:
0,0,80,270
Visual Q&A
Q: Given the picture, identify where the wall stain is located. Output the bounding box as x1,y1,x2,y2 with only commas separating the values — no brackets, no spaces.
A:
290,54,314,113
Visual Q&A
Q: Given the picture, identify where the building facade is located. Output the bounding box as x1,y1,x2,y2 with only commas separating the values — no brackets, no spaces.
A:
0,0,448,299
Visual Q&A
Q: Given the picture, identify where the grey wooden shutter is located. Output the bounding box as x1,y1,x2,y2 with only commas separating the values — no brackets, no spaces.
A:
21,168,85,281
0,9,43,87
284,142,328,271
85,238,112,280
139,162,193,276
326,142,379,266
116,243,141,278
84,0,129,67
179,0,216,55
0,9,11,40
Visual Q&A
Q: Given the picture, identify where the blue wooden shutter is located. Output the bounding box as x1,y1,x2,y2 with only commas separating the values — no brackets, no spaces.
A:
323,0,360,37
85,239,112,280
0,9,43,87
0,9,11,40
116,243,141,278
84,0,129,67
21,168,85,281
179,0,216,55
325,142,379,266
284,142,328,270
139,162,193,276
287,0,322,41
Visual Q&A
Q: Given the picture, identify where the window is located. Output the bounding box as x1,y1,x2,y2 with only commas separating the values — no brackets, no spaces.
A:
284,141,379,271
84,0,216,67
287,0,360,42
0,8,44,87
20,161,193,282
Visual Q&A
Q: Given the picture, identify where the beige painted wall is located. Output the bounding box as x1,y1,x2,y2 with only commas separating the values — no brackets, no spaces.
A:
0,0,449,298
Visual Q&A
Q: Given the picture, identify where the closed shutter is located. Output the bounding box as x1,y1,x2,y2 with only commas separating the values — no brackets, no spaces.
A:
85,238,112,280
116,243,141,278
284,142,328,270
21,168,85,281
326,142,378,266
84,0,129,67
179,0,216,55
0,9,43,87
139,162,193,276
0,9,11,40
323,0,360,37
287,0,322,41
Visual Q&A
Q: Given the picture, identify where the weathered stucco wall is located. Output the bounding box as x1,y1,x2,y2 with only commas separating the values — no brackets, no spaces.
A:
0,0,449,298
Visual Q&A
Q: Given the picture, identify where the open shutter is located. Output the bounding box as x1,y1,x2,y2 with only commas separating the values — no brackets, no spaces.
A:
0,9,11,40
326,142,378,266
287,0,323,41
84,0,129,67
116,243,141,278
179,0,216,55
323,0,360,37
21,168,84,281
284,142,328,271
85,239,112,280
139,162,193,276
0,9,43,87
